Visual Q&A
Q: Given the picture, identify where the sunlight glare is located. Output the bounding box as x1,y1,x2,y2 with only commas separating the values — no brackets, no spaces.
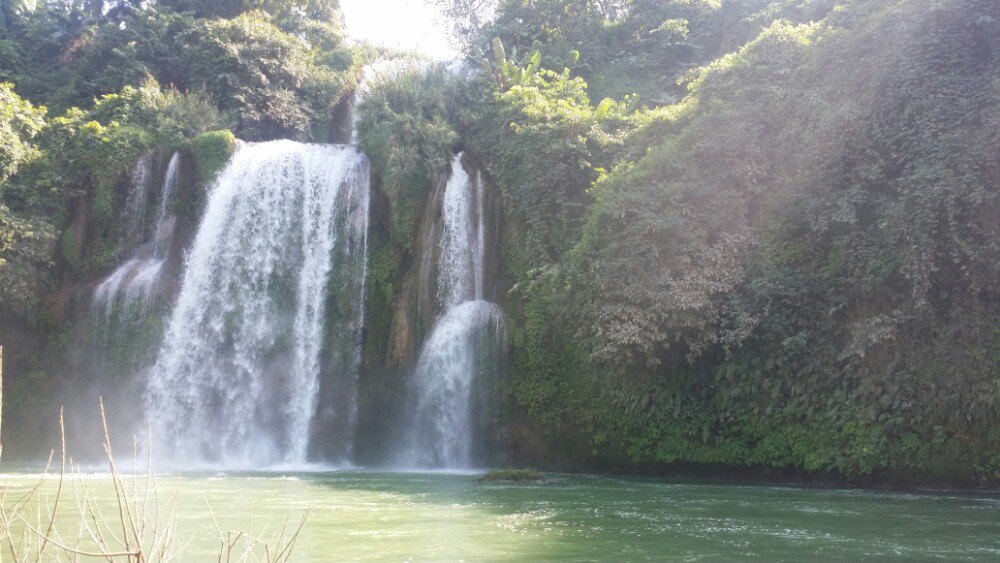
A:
339,0,458,60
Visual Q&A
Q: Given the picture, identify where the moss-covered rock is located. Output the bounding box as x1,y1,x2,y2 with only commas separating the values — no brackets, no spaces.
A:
190,129,236,186
58,228,79,271
479,469,543,482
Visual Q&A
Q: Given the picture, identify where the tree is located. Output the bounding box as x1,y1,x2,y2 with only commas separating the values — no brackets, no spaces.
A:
0,84,50,318
0,83,45,185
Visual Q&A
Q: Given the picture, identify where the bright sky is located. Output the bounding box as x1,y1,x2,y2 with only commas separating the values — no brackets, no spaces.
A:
339,0,459,60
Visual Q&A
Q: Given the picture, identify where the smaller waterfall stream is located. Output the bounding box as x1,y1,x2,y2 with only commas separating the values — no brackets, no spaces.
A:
437,158,481,306
404,154,506,468
122,154,153,253
408,300,506,467
93,151,181,314
151,151,181,260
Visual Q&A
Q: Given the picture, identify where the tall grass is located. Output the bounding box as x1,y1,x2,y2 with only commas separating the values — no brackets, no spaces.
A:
0,345,307,562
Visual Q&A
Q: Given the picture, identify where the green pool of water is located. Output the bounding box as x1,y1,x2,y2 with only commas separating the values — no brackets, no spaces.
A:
2,471,997,560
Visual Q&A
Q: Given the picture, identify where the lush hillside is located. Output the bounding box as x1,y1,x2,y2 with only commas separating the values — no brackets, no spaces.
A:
358,0,999,485
1,0,997,485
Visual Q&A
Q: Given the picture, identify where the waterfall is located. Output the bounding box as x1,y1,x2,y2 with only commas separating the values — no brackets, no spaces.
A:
474,170,486,300
405,154,505,468
94,151,181,317
122,154,152,253
145,141,370,467
408,301,506,468
151,151,180,260
437,156,480,307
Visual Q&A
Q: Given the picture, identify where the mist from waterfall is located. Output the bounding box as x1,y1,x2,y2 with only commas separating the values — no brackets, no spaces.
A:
404,154,506,469
145,141,370,468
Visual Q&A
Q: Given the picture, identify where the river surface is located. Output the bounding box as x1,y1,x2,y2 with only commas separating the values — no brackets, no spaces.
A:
1,470,997,561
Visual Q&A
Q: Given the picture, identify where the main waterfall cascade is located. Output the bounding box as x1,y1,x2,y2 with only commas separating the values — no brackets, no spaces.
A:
403,153,507,469
145,141,370,467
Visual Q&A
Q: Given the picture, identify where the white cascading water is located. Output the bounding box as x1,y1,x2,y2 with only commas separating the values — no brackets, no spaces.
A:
94,151,181,316
405,153,506,468
151,150,181,260
145,141,370,467
438,156,482,305
122,154,152,252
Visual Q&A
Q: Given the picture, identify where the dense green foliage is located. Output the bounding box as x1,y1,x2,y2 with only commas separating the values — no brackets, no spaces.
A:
502,0,998,482
0,84,49,318
447,0,843,100
357,0,998,483
191,129,237,186
1,0,355,140
468,68,632,261
567,2,999,478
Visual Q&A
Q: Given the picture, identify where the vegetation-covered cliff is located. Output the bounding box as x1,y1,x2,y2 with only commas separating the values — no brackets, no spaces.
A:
1,0,997,486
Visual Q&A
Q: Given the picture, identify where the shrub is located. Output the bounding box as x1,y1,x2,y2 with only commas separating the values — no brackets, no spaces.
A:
191,129,236,186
